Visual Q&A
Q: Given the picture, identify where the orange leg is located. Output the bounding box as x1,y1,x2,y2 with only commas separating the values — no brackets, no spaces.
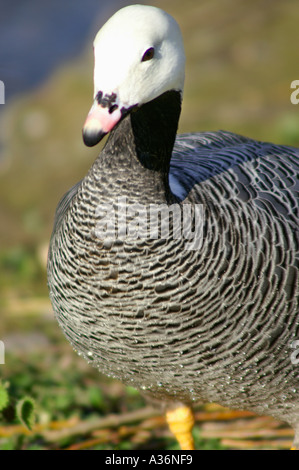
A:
166,405,195,450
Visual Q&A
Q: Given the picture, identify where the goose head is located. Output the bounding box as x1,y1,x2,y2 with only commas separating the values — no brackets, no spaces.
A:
83,4,185,147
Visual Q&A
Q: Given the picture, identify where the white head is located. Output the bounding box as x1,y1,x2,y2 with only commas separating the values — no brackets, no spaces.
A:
83,4,185,146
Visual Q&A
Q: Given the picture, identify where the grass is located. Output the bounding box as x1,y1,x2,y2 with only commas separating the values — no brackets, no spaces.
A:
0,321,228,450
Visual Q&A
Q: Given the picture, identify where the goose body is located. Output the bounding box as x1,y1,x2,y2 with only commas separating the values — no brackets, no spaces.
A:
48,5,299,447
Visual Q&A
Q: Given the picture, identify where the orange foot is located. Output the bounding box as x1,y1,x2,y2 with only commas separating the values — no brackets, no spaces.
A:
166,405,195,450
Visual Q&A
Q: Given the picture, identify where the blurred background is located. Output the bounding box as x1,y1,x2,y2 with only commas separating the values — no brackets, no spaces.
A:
0,0,298,450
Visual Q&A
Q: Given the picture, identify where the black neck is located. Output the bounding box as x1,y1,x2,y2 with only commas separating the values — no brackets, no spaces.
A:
130,90,181,173
98,90,181,202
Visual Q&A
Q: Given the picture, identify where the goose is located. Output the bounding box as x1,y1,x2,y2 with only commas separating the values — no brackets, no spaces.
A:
47,4,299,450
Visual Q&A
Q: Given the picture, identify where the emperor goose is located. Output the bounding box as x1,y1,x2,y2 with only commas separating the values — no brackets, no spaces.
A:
47,4,299,449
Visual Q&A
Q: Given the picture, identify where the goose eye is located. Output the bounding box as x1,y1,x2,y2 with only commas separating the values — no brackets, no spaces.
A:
141,47,155,62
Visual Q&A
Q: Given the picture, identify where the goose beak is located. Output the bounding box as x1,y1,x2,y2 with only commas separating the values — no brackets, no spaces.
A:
82,97,122,147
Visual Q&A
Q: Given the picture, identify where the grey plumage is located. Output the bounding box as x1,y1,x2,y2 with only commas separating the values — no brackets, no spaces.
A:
48,93,299,445
46,3,299,447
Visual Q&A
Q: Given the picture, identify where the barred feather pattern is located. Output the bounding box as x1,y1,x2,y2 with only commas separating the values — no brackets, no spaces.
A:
48,120,299,435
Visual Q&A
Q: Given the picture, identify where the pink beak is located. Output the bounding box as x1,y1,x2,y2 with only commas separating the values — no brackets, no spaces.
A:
82,98,122,147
